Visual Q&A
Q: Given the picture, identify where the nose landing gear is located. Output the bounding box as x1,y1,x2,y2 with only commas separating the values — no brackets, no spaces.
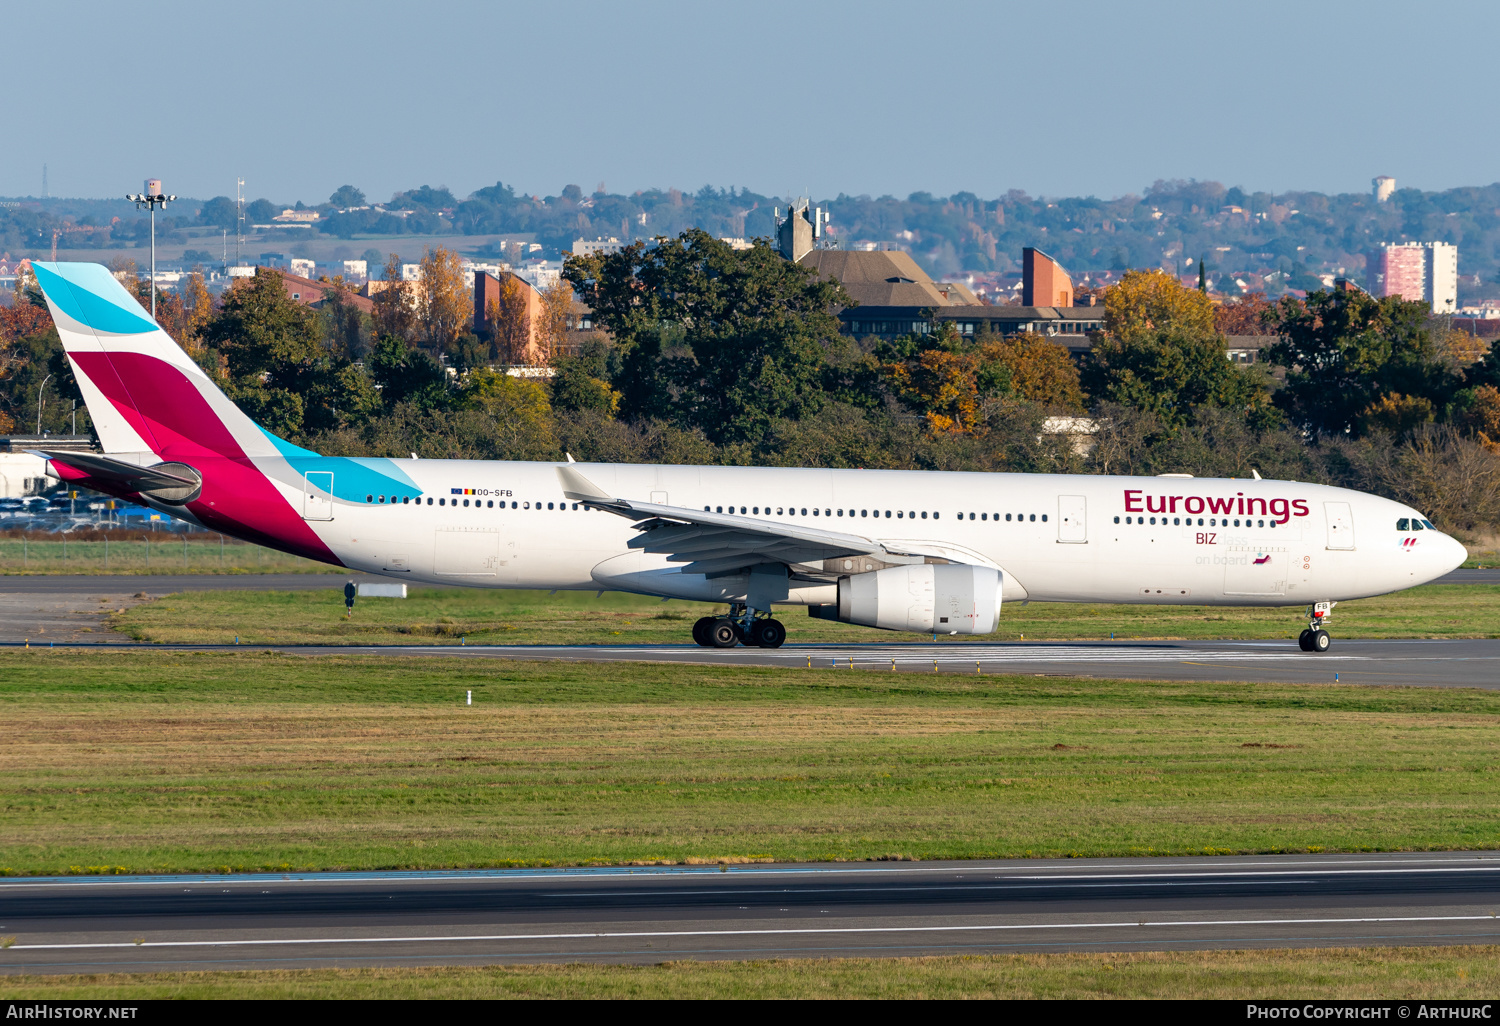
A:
691,605,786,649
1298,628,1331,652
1298,602,1335,653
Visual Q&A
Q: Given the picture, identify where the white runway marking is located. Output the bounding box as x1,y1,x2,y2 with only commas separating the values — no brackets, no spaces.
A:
10,914,1500,951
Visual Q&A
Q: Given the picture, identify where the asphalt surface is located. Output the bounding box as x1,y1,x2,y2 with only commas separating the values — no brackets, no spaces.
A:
4,853,1500,973
245,637,1499,688
0,569,1493,685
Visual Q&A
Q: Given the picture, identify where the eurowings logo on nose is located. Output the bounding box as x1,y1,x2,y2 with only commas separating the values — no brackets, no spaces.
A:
1402,537,1418,549
1253,553,1271,565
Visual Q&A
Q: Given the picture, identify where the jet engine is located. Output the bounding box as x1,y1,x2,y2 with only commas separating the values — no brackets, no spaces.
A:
810,563,1002,634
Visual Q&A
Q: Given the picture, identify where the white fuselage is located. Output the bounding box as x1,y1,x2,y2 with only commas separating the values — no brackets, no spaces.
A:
276,462,1465,608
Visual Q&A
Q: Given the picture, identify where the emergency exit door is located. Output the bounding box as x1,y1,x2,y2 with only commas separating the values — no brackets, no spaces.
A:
1058,495,1087,543
303,471,333,521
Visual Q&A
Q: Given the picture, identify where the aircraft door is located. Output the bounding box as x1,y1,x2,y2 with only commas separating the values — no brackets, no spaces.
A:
1324,501,1355,550
303,472,333,521
1057,495,1087,543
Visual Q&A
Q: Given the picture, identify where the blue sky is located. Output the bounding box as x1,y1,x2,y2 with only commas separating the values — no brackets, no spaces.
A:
7,0,1496,204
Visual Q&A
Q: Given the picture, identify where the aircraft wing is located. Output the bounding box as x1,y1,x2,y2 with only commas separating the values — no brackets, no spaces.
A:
557,465,920,576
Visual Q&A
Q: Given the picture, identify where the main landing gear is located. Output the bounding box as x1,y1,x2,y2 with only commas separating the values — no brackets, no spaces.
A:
692,604,786,649
1298,601,1335,653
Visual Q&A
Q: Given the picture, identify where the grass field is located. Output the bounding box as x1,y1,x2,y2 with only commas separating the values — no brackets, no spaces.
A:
2,650,1499,875
0,536,334,575
3,947,1500,999
110,582,1500,646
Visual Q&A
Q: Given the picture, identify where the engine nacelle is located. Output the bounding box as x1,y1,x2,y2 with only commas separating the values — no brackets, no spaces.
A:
810,564,1002,634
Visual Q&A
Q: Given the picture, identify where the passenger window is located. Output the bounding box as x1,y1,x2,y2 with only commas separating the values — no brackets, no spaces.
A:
982,513,988,521
934,512,940,519
1114,516,1120,524
461,499,468,507
885,510,891,518
1041,514,1047,522
439,498,445,506
837,509,844,517
921,511,927,519
1029,514,1035,522
366,494,373,503
801,508,807,516
861,510,868,517
753,507,759,515
1006,514,1012,521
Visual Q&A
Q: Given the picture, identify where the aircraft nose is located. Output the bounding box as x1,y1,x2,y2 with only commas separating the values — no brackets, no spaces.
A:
1437,532,1468,574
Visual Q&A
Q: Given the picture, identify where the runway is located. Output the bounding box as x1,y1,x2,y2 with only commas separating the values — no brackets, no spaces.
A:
0,570,1493,686
3,853,1499,973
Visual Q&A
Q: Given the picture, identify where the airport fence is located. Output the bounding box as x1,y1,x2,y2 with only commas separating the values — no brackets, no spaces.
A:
0,529,335,574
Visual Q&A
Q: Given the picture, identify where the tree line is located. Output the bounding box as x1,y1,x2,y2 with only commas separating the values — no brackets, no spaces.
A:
2,230,1499,535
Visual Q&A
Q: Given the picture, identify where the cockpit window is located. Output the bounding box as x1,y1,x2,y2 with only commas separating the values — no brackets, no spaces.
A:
1421,519,1436,530
1411,520,1424,531
1397,518,1410,531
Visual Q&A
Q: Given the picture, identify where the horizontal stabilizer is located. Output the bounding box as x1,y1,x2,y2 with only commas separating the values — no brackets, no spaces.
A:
31,449,198,489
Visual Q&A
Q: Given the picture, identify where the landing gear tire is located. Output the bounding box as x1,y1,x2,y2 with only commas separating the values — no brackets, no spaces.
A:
692,616,717,647
750,618,787,649
1299,628,1331,653
710,619,740,648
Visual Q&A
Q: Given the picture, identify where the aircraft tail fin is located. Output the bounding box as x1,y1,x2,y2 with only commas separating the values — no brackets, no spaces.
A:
29,261,285,462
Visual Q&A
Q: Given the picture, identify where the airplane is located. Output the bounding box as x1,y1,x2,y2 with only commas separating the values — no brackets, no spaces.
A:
27,261,1467,654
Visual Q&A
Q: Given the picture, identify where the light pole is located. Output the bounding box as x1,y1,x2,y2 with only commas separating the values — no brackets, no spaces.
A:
126,179,176,321
36,372,51,434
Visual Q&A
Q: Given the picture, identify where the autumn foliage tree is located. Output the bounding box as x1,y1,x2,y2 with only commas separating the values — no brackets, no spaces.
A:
416,245,470,351
486,274,533,365
1104,268,1216,342
984,333,1084,409
536,279,573,365
1212,292,1272,336
370,254,417,342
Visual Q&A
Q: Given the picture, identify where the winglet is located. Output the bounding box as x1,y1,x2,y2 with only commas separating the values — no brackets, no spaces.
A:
556,465,614,504
566,452,576,464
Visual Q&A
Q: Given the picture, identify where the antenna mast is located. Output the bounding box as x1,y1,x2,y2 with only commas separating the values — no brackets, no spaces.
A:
235,177,245,267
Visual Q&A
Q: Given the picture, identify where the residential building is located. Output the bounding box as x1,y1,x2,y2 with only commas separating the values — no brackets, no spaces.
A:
1369,241,1458,313
572,237,623,257
516,260,562,291
1373,176,1396,203
267,268,374,313
719,237,753,251
473,271,547,365
289,258,317,279
1428,242,1458,314
273,209,320,223
342,260,368,281
401,264,422,282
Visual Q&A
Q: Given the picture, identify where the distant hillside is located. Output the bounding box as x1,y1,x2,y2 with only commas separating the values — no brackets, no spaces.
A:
6,178,1498,301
